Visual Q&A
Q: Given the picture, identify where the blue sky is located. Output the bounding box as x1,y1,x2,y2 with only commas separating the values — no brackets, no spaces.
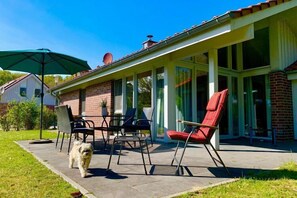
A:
0,0,262,69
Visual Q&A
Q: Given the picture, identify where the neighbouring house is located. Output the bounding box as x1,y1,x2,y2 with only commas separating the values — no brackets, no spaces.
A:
52,0,297,148
0,74,56,114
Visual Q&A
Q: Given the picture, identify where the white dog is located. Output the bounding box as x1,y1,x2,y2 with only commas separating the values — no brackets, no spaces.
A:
69,141,93,178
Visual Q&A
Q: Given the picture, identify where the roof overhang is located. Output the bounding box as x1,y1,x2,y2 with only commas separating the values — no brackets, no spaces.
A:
52,0,297,93
53,23,254,93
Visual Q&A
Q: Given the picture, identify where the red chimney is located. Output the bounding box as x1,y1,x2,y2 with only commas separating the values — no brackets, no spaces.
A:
142,35,157,49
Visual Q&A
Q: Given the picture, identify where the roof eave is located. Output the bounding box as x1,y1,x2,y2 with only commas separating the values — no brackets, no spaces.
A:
51,13,232,92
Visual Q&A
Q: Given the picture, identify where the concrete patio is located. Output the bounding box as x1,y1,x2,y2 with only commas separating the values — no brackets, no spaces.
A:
17,138,297,198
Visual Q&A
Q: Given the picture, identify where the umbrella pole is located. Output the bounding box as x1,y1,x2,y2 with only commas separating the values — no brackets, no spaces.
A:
40,63,44,139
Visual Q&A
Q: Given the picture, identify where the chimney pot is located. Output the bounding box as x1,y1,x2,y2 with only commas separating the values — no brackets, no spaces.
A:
143,35,157,49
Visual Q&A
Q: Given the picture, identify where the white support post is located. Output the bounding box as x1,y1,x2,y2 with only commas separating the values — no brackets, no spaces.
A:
122,77,127,113
164,63,176,142
208,49,220,150
133,73,138,111
152,68,157,141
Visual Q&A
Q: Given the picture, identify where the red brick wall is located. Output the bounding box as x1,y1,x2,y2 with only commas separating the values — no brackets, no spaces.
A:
60,90,80,115
85,81,113,124
270,71,294,141
59,81,114,138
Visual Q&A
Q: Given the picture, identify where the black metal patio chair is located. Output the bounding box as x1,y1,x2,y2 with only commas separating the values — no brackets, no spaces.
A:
55,105,95,154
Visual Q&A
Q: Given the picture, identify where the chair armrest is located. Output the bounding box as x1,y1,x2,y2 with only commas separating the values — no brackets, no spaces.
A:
74,118,95,128
177,120,218,129
135,119,152,125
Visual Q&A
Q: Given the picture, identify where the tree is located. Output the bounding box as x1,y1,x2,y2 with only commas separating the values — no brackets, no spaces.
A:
0,70,24,86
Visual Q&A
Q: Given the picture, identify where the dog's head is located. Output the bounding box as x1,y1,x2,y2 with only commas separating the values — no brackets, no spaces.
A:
78,143,93,158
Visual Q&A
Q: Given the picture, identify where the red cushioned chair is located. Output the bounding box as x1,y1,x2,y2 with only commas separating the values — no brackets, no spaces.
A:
167,89,230,176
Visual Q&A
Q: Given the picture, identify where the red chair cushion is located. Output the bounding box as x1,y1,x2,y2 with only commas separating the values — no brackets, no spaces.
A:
167,130,208,144
206,92,221,111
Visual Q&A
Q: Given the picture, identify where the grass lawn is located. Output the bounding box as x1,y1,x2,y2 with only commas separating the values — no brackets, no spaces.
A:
0,130,80,198
178,162,297,198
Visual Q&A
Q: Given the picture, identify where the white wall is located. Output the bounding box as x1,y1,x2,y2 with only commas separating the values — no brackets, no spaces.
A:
1,75,56,106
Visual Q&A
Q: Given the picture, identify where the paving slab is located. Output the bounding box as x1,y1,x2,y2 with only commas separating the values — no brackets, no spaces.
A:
16,138,297,198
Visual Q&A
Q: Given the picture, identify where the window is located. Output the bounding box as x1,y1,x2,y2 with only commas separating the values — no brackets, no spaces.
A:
126,76,133,109
218,47,228,68
243,27,270,69
176,67,192,131
156,67,164,138
232,44,237,70
34,89,41,97
79,89,86,115
20,87,26,97
114,79,122,114
137,71,152,118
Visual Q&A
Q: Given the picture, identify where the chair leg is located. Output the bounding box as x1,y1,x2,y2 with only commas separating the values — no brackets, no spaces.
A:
60,132,65,152
145,140,152,165
68,133,73,154
171,141,181,165
149,129,153,146
175,140,189,176
204,144,219,167
107,139,116,173
208,143,231,176
55,130,60,148
139,140,147,175
117,141,124,165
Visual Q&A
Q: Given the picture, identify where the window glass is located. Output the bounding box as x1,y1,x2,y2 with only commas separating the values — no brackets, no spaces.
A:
218,47,228,68
232,77,239,136
176,67,192,131
114,79,122,114
232,44,237,70
218,75,228,135
20,87,26,97
137,71,152,118
126,76,133,109
156,67,164,138
79,89,86,115
34,89,41,98
243,28,270,69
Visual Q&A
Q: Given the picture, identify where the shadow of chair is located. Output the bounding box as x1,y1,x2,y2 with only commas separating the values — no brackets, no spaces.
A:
106,108,152,175
130,107,155,146
94,108,136,149
167,89,230,176
55,105,95,154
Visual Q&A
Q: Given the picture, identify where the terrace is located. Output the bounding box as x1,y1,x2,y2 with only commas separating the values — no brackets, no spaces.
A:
17,137,297,198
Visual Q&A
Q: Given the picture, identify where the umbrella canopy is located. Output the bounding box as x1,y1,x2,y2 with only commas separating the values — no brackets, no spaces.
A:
0,48,91,141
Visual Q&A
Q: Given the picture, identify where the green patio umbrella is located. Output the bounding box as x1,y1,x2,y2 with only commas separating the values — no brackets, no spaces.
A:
0,48,91,143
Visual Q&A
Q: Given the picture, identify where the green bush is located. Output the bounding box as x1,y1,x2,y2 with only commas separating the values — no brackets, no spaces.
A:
1,101,55,131
22,100,39,130
7,101,23,131
42,107,57,129
0,114,11,131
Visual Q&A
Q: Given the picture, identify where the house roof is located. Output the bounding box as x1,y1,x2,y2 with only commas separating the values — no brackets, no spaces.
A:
0,74,29,91
0,74,49,94
52,0,292,92
285,60,297,72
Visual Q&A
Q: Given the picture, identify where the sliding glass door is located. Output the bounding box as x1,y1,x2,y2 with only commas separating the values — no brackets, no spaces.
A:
244,75,270,137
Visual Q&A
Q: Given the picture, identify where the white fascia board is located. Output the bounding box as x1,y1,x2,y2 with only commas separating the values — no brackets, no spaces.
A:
288,72,297,80
56,24,232,92
231,1,297,30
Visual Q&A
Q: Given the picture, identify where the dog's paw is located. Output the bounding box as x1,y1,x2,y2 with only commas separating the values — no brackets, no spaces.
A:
81,172,86,178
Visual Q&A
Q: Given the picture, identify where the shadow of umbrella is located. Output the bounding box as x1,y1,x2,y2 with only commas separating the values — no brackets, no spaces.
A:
0,48,91,143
